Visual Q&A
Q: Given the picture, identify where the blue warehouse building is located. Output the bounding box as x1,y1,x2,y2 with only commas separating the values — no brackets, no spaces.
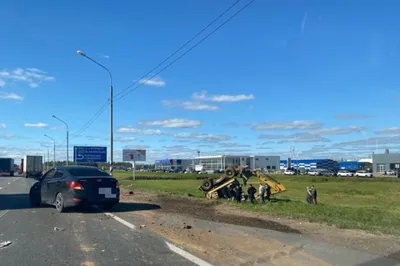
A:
280,159,339,172
338,161,368,172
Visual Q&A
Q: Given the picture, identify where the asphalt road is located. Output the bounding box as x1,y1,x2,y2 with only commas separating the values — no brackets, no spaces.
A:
0,176,201,266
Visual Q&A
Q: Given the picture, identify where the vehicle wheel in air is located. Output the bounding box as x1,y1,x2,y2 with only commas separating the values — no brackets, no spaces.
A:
55,193,65,213
201,178,213,191
225,167,236,178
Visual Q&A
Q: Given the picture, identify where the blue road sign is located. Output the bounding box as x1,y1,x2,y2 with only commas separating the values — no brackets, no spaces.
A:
73,146,107,163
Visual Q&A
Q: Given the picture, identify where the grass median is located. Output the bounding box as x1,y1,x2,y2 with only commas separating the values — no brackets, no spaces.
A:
114,171,400,235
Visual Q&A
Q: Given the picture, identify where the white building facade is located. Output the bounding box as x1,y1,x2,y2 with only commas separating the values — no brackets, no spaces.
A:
194,155,280,172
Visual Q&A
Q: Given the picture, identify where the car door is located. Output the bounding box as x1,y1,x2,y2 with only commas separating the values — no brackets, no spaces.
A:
46,170,66,204
40,168,56,203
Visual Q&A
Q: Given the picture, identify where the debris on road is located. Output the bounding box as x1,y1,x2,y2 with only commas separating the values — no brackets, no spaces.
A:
54,227,65,231
0,241,12,248
183,225,192,230
140,225,146,228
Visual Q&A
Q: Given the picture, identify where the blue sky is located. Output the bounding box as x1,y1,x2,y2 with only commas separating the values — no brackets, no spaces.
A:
1,0,400,162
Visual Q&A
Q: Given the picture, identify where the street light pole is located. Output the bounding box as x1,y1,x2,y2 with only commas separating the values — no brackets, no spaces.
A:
41,144,50,171
77,49,114,174
52,115,69,165
44,134,56,167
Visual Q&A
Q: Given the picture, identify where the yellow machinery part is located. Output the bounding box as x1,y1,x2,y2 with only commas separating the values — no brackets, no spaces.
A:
252,170,286,195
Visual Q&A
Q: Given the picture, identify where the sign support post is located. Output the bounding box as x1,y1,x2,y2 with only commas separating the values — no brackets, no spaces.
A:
132,159,136,180
122,149,146,180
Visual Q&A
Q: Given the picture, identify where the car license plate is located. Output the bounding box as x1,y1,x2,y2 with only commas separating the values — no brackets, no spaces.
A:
98,187,117,198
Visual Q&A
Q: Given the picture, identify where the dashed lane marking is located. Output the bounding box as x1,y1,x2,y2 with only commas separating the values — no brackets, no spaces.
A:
99,209,214,266
0,210,9,219
102,212,137,230
165,241,214,266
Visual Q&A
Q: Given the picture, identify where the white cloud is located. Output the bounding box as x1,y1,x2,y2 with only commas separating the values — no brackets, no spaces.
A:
375,127,400,135
0,123,6,129
24,122,49,128
301,12,307,33
218,142,251,148
138,76,165,87
192,90,255,102
259,132,330,143
252,120,322,131
116,127,163,135
310,126,364,135
101,54,110,59
114,136,136,143
161,100,219,111
335,113,373,119
214,148,251,154
0,79,5,87
0,68,55,88
0,134,17,139
162,91,254,111
0,92,24,101
333,135,400,147
174,132,231,142
138,119,201,128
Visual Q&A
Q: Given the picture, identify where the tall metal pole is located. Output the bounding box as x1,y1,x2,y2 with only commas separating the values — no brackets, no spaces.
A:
52,115,69,165
77,50,114,174
44,134,56,167
42,144,50,171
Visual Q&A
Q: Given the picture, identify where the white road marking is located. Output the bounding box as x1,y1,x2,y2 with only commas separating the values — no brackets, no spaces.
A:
99,209,214,266
103,212,137,230
166,241,214,266
0,210,9,219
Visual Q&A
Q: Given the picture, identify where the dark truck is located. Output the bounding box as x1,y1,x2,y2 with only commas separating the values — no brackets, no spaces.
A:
0,158,14,176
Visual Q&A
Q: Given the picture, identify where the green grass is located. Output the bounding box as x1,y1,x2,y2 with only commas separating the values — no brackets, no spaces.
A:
115,170,220,180
114,171,400,235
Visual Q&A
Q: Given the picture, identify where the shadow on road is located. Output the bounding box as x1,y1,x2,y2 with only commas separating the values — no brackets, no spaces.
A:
0,193,30,210
76,202,161,213
0,193,161,213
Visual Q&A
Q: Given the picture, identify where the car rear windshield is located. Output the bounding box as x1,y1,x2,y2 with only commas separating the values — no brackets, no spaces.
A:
66,168,111,177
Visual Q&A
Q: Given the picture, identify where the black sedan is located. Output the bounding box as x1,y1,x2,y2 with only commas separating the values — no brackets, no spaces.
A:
29,165,120,212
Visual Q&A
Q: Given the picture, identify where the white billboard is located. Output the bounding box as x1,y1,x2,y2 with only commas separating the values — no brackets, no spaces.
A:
123,149,146,162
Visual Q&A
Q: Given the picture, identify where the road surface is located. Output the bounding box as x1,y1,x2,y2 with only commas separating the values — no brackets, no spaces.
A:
0,176,204,266
1,176,399,266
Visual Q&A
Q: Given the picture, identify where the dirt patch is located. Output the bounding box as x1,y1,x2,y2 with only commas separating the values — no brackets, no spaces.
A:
135,211,330,266
120,190,400,259
150,195,301,234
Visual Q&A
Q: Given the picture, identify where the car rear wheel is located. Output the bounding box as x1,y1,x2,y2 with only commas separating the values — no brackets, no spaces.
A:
55,193,65,213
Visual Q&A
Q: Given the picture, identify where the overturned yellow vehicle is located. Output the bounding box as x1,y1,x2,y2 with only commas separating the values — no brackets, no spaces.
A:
198,165,286,199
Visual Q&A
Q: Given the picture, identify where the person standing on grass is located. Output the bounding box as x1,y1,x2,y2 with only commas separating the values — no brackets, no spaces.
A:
247,184,256,203
259,183,265,203
311,185,317,204
306,186,313,204
235,185,242,203
265,184,271,202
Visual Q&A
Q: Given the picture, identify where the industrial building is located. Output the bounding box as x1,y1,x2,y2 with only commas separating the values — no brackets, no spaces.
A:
154,159,193,171
372,150,400,173
193,154,280,172
338,161,371,172
280,159,339,172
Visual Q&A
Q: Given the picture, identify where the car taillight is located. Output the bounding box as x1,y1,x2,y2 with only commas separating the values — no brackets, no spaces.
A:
66,181,84,190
